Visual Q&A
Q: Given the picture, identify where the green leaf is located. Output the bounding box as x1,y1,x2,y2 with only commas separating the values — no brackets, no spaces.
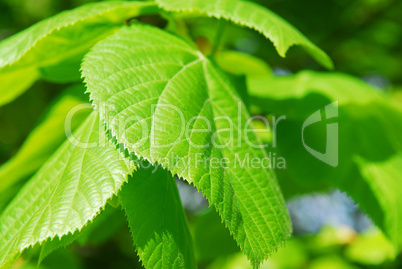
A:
156,0,333,69
83,24,291,267
120,166,196,268
248,71,402,249
0,85,90,200
0,112,133,267
0,1,158,106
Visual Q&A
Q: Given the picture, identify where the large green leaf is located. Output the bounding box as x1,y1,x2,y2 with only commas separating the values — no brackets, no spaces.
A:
248,71,402,250
0,1,158,106
120,166,196,268
83,24,291,267
0,112,133,267
0,85,90,201
156,0,333,69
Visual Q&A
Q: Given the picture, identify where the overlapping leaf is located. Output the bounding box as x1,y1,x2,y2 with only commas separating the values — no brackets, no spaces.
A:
0,1,158,106
156,0,333,69
120,167,196,268
83,24,291,267
0,112,133,267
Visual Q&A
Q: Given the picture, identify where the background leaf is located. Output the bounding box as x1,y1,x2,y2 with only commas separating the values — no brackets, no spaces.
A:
248,70,402,250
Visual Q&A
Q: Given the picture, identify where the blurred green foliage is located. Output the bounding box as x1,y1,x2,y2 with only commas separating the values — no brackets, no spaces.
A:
9,207,402,269
1,0,401,268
